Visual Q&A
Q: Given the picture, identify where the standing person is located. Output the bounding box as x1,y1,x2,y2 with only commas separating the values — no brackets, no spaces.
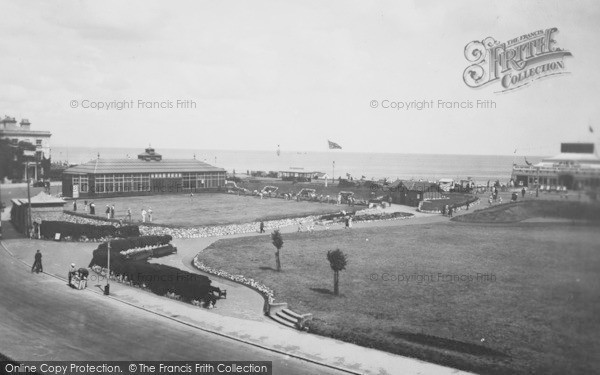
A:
90,202,95,215
148,207,153,222
348,216,353,228
449,206,453,217
126,208,132,223
189,193,194,202
110,204,115,219
84,200,88,213
521,187,526,198
105,205,110,219
68,263,76,286
259,221,265,233
31,250,43,273
141,208,147,223
345,217,349,229
77,268,89,290
73,200,77,212
388,196,393,207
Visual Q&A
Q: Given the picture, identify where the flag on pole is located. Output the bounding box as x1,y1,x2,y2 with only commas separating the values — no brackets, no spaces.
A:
328,140,342,149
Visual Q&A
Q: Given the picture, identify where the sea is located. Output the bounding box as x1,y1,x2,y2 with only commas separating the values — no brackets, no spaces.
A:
51,147,543,185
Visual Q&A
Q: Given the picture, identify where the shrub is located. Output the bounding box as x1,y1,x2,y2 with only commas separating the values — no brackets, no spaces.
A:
89,255,216,302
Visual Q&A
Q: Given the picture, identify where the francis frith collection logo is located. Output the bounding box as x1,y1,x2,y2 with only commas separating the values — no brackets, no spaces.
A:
463,27,572,92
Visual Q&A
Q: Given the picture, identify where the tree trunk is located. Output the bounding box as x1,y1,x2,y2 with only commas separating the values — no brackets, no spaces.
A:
333,271,339,295
275,250,281,271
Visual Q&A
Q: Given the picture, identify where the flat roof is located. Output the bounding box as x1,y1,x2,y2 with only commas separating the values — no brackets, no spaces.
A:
542,153,600,164
12,192,66,206
63,158,226,175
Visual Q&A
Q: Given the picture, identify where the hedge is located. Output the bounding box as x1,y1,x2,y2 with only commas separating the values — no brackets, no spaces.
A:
40,221,140,240
89,253,216,302
88,236,212,303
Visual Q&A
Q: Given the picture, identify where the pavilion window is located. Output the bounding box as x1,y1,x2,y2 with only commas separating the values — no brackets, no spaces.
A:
80,176,89,192
96,175,105,193
114,175,124,192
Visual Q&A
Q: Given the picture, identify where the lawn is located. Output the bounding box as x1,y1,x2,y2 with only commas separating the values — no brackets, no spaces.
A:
83,193,348,227
201,222,600,374
453,200,600,223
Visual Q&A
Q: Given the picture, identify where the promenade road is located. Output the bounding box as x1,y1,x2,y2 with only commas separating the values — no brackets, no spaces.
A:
0,239,348,374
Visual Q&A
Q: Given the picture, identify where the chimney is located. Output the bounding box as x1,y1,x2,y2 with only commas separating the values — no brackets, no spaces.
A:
20,119,31,130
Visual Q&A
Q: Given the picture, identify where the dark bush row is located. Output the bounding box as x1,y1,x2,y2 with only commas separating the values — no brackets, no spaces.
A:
40,221,140,240
96,235,173,253
89,252,216,302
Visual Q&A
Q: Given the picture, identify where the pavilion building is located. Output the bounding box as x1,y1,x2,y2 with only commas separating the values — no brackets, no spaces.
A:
61,148,226,198
512,143,600,190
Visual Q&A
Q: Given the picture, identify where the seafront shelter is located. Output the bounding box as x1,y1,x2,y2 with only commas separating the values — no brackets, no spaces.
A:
279,170,314,182
10,192,66,235
61,148,226,198
388,180,438,207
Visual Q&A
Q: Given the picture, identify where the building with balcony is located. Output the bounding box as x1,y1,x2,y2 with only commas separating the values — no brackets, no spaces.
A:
61,147,226,198
512,143,600,190
0,116,52,180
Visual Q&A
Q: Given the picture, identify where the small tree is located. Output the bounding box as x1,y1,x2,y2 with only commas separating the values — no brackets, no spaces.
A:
327,248,348,295
271,230,284,271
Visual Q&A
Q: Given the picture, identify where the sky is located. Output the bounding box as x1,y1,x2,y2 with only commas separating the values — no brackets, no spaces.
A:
1,0,599,156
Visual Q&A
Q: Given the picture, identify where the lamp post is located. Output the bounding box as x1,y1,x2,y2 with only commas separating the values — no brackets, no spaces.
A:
26,162,32,237
536,166,540,198
104,238,111,295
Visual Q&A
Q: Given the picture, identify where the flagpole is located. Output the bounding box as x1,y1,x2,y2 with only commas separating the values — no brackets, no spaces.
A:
332,161,335,180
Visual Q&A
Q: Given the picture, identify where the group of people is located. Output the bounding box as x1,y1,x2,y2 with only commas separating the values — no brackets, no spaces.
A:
442,204,455,217
141,207,153,223
68,263,89,290
105,204,116,219
31,252,88,290
73,199,154,224
72,200,96,215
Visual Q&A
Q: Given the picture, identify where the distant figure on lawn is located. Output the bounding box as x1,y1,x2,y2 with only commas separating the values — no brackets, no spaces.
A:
126,208,132,222
84,200,88,213
73,200,77,211
190,193,194,202
110,204,115,219
442,205,447,216
105,205,110,219
259,221,265,233
388,196,393,207
90,202,95,215
31,250,43,273
141,209,147,223
148,207,153,222
521,187,526,198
